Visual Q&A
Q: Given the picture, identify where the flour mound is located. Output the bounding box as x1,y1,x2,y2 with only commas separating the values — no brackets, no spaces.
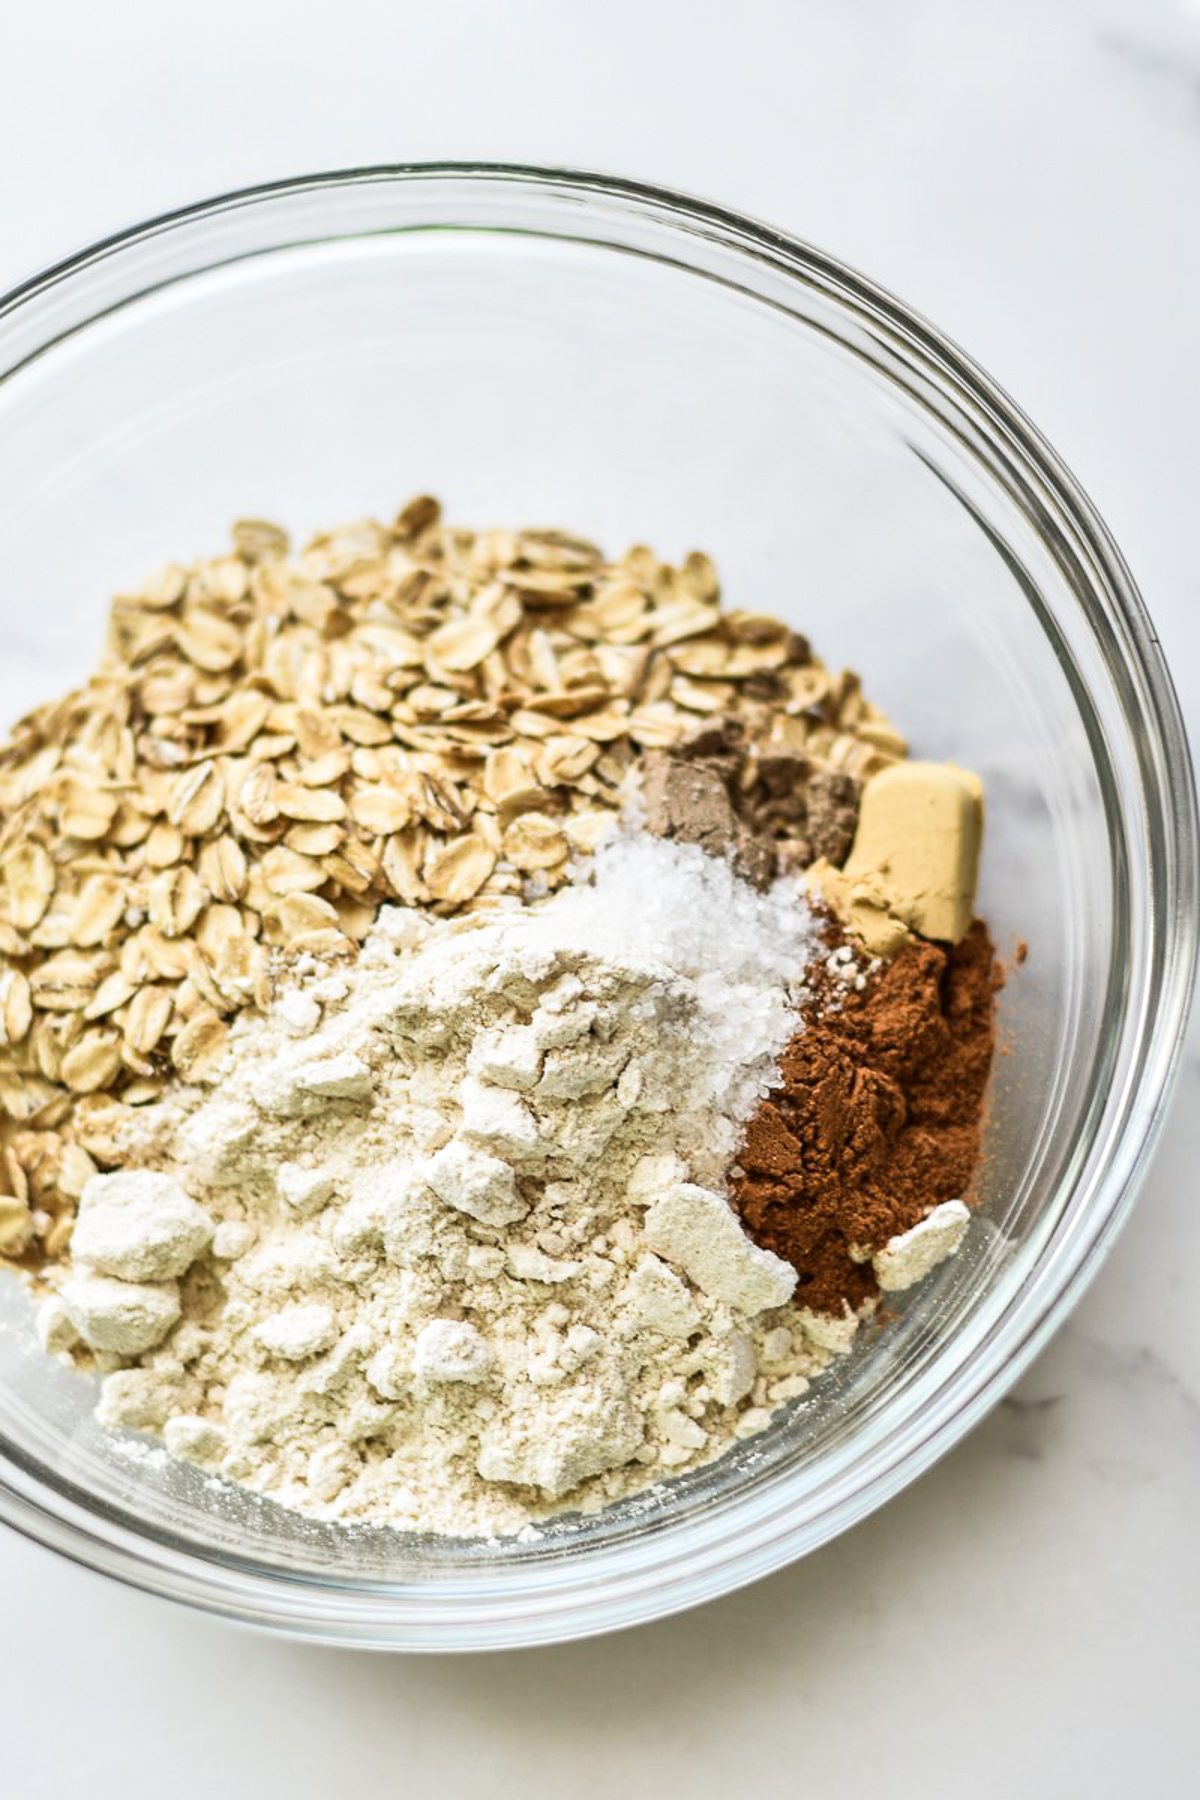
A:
54,837,855,1536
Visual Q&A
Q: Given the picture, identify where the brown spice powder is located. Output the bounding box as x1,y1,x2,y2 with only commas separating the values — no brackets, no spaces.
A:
730,922,1002,1315
638,714,868,888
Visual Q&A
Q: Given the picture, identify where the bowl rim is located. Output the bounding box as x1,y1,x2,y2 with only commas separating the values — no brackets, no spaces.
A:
0,160,1195,1650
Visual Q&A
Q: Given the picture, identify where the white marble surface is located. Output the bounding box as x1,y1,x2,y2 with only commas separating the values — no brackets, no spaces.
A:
1,0,1198,1793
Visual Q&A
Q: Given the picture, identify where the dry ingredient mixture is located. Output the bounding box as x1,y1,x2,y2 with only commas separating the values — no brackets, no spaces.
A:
0,499,1003,1537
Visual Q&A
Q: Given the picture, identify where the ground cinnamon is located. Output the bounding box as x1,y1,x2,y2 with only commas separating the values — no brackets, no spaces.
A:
730,922,1002,1314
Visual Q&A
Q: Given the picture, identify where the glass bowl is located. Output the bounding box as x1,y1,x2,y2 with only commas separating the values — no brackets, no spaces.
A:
0,165,1193,1651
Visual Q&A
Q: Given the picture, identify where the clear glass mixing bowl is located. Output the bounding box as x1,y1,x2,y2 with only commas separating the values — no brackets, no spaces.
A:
0,165,1193,1650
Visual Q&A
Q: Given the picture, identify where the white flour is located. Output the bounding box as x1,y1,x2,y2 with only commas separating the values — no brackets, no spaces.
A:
49,837,862,1536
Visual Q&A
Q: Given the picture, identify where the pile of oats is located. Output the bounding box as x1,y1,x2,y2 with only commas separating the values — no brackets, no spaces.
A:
0,497,904,1266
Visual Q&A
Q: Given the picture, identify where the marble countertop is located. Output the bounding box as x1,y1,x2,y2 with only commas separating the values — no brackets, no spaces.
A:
1,1,1197,1793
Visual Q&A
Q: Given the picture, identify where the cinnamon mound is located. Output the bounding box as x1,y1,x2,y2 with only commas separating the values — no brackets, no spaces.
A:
730,922,1002,1315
